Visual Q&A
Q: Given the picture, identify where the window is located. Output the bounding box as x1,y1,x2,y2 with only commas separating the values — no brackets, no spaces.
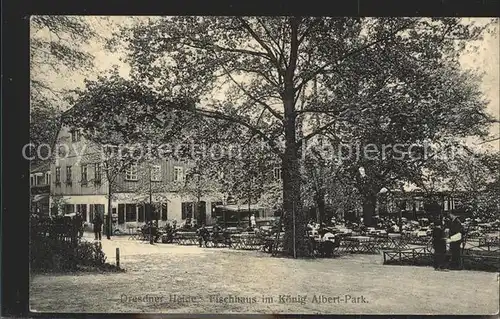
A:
118,204,125,224
76,204,88,221
151,165,161,182
161,203,168,221
64,204,74,214
181,202,193,219
71,129,81,142
173,166,184,182
45,172,51,185
211,201,223,218
35,174,44,185
81,164,88,185
138,205,145,222
55,167,61,184
126,204,137,222
90,204,104,222
153,207,160,221
198,201,207,224
66,166,72,184
273,167,282,181
94,163,101,184
30,175,35,186
145,204,153,221
125,163,138,181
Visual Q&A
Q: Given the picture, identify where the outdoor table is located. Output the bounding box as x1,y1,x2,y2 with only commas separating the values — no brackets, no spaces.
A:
341,236,378,254
128,227,141,240
174,231,199,245
374,233,409,250
478,235,500,251
205,232,230,248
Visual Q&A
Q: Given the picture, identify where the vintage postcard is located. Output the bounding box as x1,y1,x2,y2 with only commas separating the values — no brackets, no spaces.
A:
28,15,499,315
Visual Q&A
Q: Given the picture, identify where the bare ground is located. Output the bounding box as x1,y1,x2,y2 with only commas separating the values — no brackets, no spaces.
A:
30,233,499,314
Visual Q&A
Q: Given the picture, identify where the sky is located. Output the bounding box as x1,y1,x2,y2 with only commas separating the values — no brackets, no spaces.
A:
33,17,500,150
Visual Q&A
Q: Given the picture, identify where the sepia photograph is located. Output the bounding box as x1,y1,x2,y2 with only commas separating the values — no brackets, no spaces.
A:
27,15,499,315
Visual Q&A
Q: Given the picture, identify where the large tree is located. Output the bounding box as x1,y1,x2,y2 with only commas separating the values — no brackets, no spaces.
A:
337,64,494,225
84,17,492,256
426,146,500,219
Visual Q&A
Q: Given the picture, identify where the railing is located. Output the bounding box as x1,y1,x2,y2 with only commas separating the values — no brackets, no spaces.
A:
30,217,81,244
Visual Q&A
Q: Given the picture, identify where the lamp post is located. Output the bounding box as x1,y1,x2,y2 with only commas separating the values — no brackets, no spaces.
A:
149,163,154,245
248,176,252,228
194,171,201,226
358,166,367,225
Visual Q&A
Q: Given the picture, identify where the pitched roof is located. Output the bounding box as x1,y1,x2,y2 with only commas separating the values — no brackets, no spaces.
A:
30,161,51,174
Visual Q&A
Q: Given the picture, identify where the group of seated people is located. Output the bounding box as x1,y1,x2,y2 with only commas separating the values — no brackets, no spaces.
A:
195,223,232,247
140,221,163,242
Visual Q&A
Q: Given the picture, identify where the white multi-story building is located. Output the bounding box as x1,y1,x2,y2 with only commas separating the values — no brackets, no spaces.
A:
49,125,223,231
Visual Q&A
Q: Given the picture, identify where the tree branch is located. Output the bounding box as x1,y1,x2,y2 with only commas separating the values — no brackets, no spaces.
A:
295,21,416,93
256,17,283,60
192,106,284,158
179,37,272,62
218,62,283,121
237,17,285,76
298,18,322,45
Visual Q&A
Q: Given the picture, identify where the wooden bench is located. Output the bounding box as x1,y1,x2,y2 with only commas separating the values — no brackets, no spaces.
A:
383,246,500,272
383,246,432,264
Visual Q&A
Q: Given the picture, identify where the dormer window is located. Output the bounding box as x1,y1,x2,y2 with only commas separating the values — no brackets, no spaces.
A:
71,129,81,142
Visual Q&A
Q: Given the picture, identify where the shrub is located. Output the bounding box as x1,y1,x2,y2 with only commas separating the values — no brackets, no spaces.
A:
76,242,107,266
30,237,112,272
30,217,116,272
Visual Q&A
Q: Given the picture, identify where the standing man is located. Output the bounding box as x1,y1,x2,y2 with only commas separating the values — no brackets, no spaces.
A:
74,211,84,239
432,220,447,270
446,214,464,270
198,224,209,247
250,213,256,230
93,213,103,241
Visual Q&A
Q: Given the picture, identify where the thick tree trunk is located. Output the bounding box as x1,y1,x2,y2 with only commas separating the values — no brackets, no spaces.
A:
314,189,326,224
282,151,308,257
362,193,377,227
282,101,309,257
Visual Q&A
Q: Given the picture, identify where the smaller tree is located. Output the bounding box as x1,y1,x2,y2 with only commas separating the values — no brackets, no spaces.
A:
449,149,500,219
49,195,69,217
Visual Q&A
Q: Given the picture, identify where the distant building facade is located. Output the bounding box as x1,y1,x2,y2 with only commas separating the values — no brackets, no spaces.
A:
49,125,223,230
30,161,51,217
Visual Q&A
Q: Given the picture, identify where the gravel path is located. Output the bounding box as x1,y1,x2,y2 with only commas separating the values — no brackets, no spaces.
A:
30,234,499,314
